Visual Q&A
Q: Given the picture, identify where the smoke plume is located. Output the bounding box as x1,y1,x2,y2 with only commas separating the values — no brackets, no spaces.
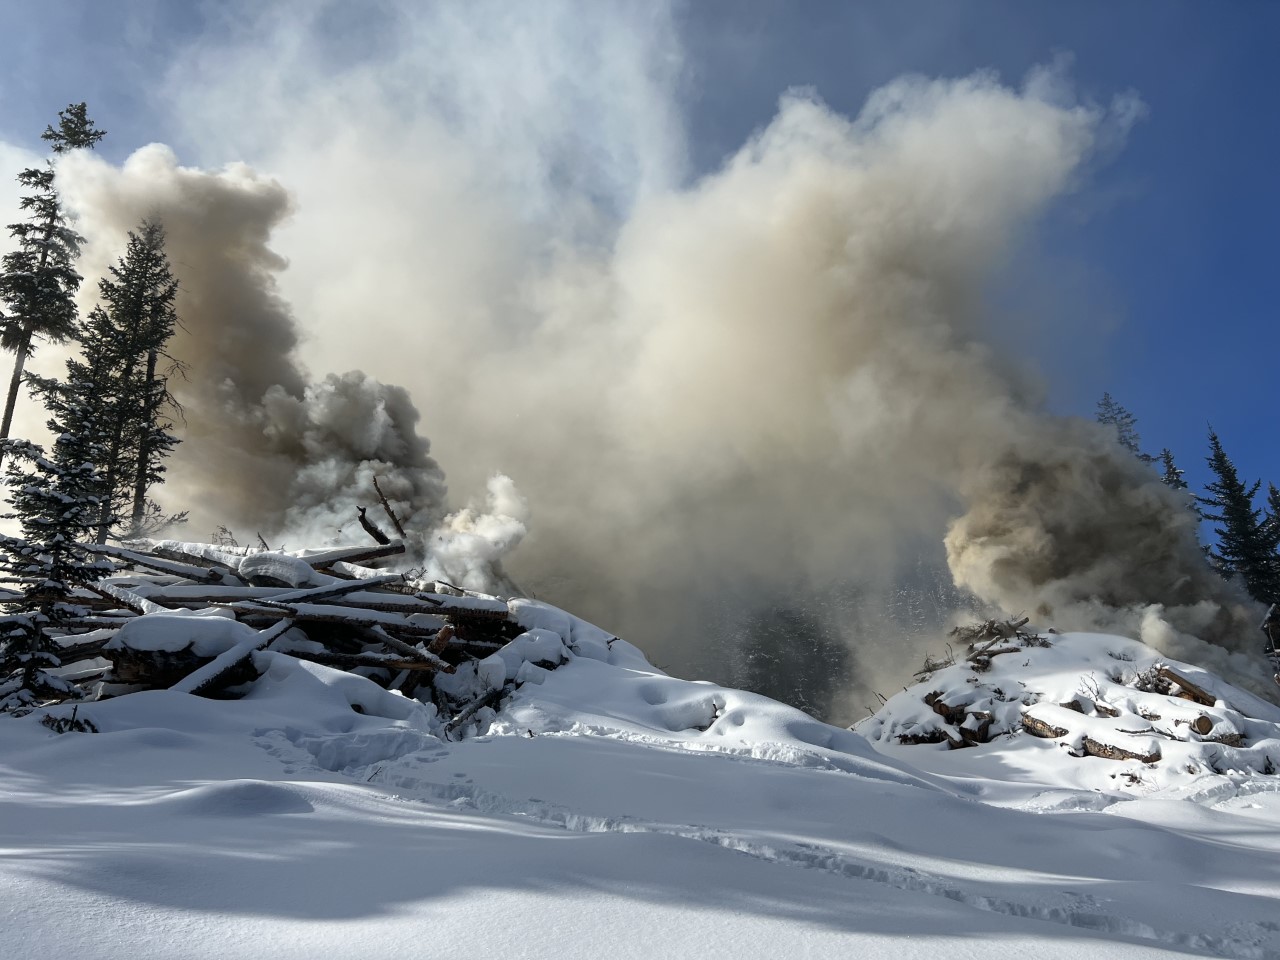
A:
48,4,1273,713
58,145,524,588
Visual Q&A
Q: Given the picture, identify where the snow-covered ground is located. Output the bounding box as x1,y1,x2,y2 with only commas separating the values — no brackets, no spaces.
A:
4,603,1280,959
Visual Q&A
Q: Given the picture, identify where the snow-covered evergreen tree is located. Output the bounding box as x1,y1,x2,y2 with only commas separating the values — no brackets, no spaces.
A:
1196,430,1280,604
0,104,106,465
1096,392,1155,463
0,434,112,714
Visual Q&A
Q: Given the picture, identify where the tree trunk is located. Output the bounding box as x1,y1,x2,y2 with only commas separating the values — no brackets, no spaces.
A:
0,180,59,473
0,323,34,472
94,357,139,544
128,348,158,534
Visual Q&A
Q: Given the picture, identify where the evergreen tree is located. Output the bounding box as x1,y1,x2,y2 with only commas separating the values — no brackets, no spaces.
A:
122,223,183,538
1196,430,1280,604
1266,483,1280,540
1096,392,1155,463
1158,448,1188,491
0,104,106,466
0,433,112,713
30,221,184,543
1265,483,1280,597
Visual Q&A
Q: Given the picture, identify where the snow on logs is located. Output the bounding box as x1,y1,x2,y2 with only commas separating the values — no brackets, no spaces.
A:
81,540,522,699
862,624,1280,778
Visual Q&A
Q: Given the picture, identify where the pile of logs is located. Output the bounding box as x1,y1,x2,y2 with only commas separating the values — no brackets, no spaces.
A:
887,623,1277,777
912,617,1039,682
45,539,525,705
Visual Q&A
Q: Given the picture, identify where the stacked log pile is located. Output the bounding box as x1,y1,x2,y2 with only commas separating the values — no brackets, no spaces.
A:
45,539,527,711
870,621,1280,780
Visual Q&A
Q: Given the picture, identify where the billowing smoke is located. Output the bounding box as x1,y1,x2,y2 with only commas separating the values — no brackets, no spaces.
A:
947,421,1263,694
57,145,525,588
45,3,1273,713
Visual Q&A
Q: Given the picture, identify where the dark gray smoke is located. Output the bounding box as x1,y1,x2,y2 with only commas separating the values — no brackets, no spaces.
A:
947,418,1264,695
58,145,527,589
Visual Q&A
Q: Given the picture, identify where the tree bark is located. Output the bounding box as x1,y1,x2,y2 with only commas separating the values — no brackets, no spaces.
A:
0,325,34,471
94,353,139,544
129,347,158,533
0,179,55,471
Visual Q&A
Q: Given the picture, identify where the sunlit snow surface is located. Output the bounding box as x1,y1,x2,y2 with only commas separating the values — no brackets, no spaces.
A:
3,604,1280,959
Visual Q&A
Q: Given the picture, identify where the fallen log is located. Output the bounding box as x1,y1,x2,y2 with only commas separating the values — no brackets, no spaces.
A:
427,624,455,656
239,553,324,588
259,574,404,607
924,691,964,723
362,624,440,660
131,541,250,582
1082,736,1160,764
1061,697,1120,718
109,646,210,687
895,727,965,749
220,602,444,640
445,687,508,738
171,620,296,698
1206,732,1245,747
143,549,245,584
50,636,116,666
88,583,168,616
296,541,406,569
966,633,1010,663
359,624,454,672
1021,713,1068,739
959,710,993,745
1156,666,1216,707
85,544,229,584
127,587,485,621
279,649,451,673
320,560,379,581
58,615,138,631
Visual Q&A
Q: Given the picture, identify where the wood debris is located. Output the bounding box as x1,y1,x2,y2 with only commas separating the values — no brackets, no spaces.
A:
881,628,1277,777
38,539,525,704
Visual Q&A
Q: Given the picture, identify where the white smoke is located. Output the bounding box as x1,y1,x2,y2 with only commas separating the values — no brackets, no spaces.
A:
423,474,529,593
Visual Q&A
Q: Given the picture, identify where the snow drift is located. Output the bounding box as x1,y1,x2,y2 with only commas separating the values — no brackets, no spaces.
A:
4,572,1280,959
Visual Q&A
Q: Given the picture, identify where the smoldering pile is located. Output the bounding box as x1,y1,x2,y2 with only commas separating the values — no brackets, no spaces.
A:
48,39,1274,713
30,536,579,739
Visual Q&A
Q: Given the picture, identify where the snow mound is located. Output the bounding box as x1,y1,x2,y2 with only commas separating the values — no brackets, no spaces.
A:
9,594,1280,957
154,780,315,817
860,630,1280,800
106,612,254,656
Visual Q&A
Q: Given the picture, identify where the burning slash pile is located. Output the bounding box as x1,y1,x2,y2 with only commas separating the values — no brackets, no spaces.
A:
860,620,1280,787
3,538,593,738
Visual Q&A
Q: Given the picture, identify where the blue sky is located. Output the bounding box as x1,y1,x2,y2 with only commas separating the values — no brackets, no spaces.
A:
1,0,1276,506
